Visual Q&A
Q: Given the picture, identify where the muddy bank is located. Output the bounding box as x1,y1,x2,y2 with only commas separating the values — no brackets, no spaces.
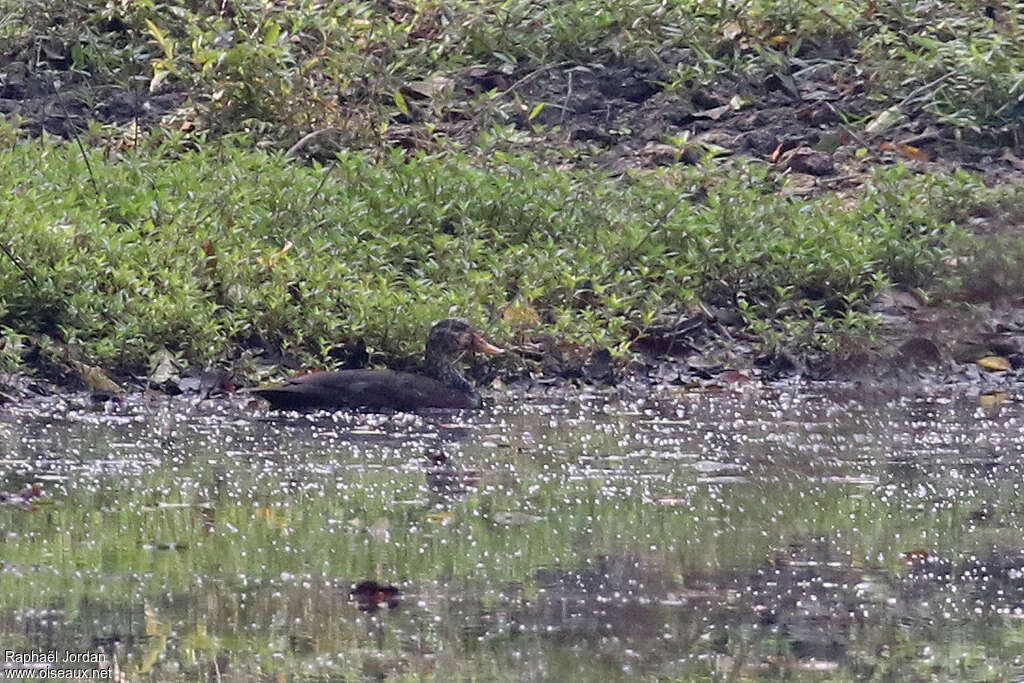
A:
1,294,1021,409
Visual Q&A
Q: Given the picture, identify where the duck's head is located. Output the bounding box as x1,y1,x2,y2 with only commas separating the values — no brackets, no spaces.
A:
425,318,504,363
423,319,503,401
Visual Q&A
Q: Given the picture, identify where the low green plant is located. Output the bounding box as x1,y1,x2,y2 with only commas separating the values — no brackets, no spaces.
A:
0,130,1001,376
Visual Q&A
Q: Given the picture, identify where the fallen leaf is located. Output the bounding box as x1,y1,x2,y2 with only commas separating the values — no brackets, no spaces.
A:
977,355,1011,371
902,549,931,565
404,75,454,99
729,94,753,110
721,21,742,40
879,141,930,162
717,369,753,383
864,106,905,136
692,103,733,121
368,517,391,542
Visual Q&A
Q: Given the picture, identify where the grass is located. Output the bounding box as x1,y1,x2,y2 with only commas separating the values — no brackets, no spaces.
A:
0,123,1010,378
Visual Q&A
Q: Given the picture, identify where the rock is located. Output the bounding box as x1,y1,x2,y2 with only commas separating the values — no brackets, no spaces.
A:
897,337,943,366
782,147,835,176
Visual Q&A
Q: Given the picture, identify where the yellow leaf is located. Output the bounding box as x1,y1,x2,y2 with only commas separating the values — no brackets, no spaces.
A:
502,301,540,328
145,20,174,60
977,355,1011,371
256,241,293,268
393,90,409,115
528,102,546,121
879,141,930,162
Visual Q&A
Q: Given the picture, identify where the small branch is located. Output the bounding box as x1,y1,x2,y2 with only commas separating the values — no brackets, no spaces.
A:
898,71,955,109
59,99,100,197
304,163,337,213
285,127,341,158
0,210,38,289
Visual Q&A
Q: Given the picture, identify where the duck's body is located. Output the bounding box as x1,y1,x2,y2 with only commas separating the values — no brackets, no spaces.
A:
252,319,502,411
252,368,482,411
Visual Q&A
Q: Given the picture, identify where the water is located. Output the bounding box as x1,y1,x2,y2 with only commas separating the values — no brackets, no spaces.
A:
1,387,1023,681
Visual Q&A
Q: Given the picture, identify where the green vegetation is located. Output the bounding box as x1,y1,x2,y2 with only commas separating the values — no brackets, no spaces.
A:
1,0,1023,379
5,0,1023,147
0,125,1010,376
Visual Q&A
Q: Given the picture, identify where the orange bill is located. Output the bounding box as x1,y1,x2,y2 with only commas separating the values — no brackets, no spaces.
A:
472,334,504,355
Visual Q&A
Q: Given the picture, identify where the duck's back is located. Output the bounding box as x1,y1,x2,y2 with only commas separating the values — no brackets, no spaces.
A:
252,369,481,411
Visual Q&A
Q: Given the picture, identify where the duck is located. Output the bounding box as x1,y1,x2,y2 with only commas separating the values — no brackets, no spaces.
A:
252,318,503,411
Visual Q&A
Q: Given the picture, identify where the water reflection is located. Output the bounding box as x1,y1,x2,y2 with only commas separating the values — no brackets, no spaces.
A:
1,389,1024,679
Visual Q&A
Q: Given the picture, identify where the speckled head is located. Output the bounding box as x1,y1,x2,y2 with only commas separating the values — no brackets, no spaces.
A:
426,318,504,360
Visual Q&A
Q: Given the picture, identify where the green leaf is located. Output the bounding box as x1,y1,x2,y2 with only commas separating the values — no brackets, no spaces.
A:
145,19,174,60
263,22,281,46
393,90,409,116
527,102,546,122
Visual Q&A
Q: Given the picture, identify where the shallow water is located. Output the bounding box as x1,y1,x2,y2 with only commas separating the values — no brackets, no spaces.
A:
1,387,1023,681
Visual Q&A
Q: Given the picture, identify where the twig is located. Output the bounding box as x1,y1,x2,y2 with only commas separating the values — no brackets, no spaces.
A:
285,127,341,158
304,163,337,213
0,209,38,289
898,71,955,109
560,70,574,129
498,64,559,99
60,99,101,197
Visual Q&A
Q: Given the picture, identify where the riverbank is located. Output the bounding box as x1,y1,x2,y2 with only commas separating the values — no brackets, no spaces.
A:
1,1,1023,398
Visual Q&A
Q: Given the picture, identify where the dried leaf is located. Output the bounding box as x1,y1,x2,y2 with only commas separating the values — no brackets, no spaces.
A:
692,103,733,121
405,75,454,98
721,21,742,40
256,241,293,268
902,549,931,565
368,517,391,542
426,511,456,526
977,355,1011,371
729,94,753,110
879,141,930,162
492,511,545,525
864,106,905,136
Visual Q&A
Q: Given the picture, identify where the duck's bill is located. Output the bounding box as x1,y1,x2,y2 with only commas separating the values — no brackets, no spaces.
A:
472,334,505,355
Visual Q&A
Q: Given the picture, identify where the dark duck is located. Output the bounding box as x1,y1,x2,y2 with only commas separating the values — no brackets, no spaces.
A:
252,318,503,411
